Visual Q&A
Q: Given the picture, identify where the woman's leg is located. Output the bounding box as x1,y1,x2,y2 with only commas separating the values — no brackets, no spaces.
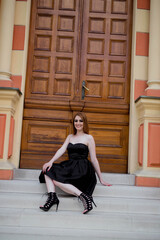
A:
40,175,58,211
42,177,95,214
53,180,82,196
45,175,56,192
53,180,95,214
45,175,81,196
44,175,82,196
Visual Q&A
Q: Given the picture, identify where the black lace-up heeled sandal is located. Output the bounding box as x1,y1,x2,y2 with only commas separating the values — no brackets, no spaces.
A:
79,193,97,214
90,195,97,207
40,192,59,212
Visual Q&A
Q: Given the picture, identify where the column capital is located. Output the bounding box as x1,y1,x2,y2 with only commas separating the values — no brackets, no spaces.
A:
135,96,160,122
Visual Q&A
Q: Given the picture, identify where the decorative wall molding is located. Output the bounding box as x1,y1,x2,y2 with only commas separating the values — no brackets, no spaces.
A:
0,88,21,115
135,96,160,122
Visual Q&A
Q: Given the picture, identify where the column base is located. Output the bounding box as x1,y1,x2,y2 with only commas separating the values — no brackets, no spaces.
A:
136,176,160,187
0,160,14,180
135,169,160,187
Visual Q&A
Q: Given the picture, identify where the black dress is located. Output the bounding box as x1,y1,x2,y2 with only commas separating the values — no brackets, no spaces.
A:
39,143,97,196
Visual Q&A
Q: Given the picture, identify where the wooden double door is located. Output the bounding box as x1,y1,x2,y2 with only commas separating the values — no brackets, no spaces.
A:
20,0,133,173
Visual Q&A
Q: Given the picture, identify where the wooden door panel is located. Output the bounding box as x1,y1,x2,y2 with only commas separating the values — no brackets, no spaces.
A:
59,0,76,11
25,0,80,102
37,0,54,9
80,0,131,105
21,120,71,151
20,117,71,168
90,0,106,13
110,40,127,56
91,130,128,156
56,36,74,53
98,158,127,173
23,108,72,121
20,0,133,173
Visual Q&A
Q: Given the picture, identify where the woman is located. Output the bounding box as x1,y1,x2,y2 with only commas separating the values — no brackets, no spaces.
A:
39,112,111,214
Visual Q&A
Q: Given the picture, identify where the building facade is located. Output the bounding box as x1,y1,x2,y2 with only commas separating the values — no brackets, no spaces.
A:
0,0,160,187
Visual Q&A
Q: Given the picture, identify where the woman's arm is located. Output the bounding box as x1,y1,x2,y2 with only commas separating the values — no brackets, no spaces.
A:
42,134,72,172
88,135,111,186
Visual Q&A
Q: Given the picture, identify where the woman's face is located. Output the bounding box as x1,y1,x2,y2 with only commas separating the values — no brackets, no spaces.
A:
74,115,84,132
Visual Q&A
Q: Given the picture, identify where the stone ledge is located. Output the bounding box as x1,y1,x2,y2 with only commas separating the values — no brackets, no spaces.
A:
135,95,160,103
0,87,22,95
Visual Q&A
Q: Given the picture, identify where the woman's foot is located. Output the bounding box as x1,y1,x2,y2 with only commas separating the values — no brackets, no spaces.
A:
79,193,96,214
40,192,59,212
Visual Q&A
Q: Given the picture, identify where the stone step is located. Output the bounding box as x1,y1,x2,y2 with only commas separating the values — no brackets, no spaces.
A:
0,226,160,240
13,169,135,185
0,208,160,233
0,192,160,215
0,180,160,200
0,171,160,240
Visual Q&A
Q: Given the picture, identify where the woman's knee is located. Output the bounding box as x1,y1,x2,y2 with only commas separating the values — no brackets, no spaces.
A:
53,180,59,186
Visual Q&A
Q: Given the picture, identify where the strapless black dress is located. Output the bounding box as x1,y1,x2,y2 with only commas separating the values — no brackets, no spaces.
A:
39,143,97,196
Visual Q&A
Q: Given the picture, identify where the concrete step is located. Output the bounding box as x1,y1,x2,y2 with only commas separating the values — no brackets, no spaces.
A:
0,179,160,200
0,208,160,233
13,169,135,185
1,170,160,240
0,226,160,240
0,192,160,215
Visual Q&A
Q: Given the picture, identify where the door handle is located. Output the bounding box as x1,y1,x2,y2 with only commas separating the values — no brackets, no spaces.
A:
82,81,89,99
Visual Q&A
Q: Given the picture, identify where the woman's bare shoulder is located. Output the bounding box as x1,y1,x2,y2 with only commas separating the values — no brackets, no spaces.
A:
64,134,73,142
86,134,94,142
67,134,73,140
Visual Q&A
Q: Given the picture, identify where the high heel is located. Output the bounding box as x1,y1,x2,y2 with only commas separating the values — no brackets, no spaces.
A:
40,192,59,212
90,196,97,207
79,193,96,214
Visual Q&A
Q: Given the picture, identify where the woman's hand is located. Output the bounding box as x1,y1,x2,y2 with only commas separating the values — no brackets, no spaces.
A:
100,178,112,186
42,161,52,173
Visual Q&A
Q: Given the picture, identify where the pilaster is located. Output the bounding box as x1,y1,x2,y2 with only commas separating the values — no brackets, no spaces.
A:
0,0,31,179
146,0,160,96
0,0,16,86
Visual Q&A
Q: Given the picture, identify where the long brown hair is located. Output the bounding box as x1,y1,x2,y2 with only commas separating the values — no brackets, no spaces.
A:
72,112,89,135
